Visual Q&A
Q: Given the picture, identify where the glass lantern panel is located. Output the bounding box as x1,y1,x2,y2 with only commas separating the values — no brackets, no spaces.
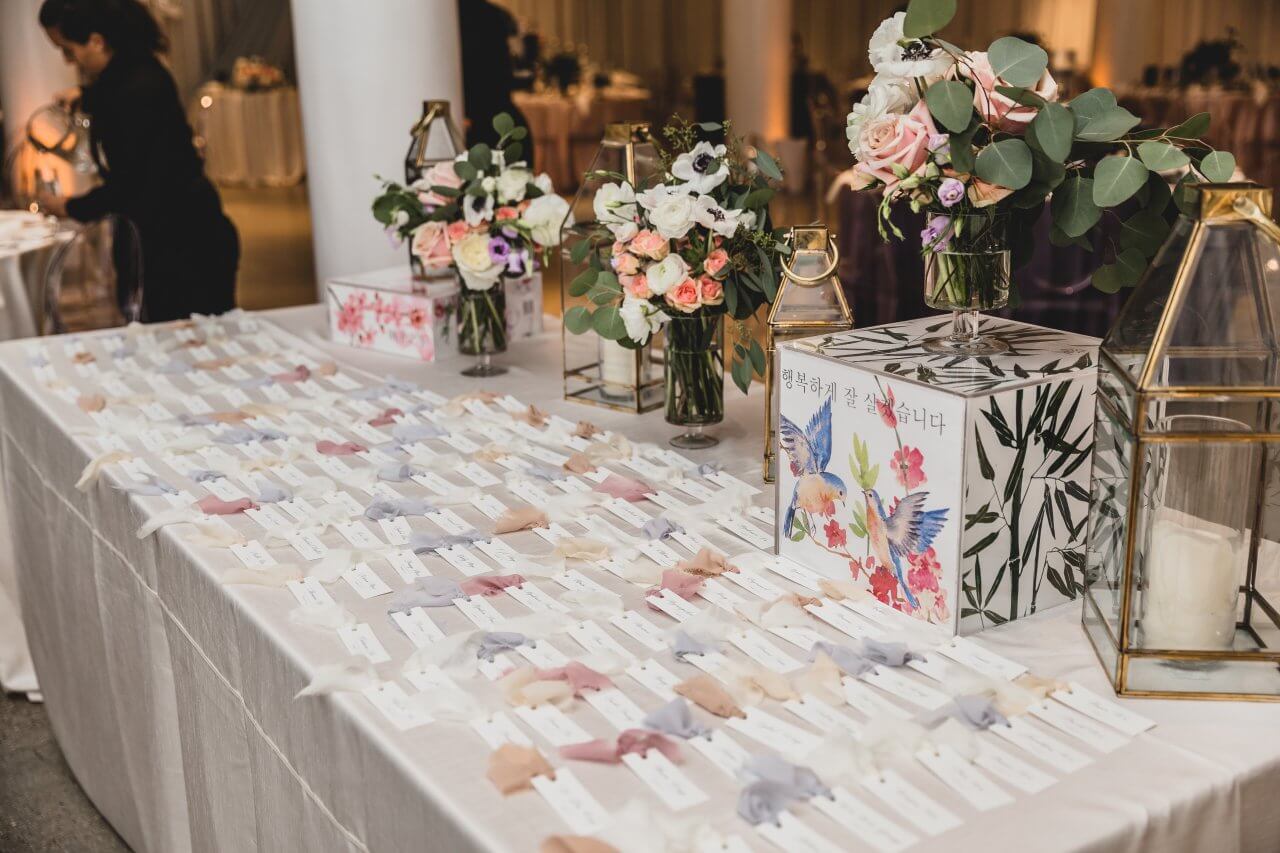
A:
1126,654,1280,697
1097,353,1136,430
1139,396,1274,434
1145,221,1280,389
1101,217,1195,387
771,261,849,326
1083,397,1135,646
1130,432,1263,653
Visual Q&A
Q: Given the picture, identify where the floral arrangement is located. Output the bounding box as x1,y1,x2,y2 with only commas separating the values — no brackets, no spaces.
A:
846,0,1236,295
372,113,569,290
229,56,285,90
565,117,787,394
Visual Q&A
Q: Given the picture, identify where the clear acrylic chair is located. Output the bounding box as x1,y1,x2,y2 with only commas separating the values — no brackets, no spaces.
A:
42,214,143,334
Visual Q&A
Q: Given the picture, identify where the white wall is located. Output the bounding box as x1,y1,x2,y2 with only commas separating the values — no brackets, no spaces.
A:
0,0,76,153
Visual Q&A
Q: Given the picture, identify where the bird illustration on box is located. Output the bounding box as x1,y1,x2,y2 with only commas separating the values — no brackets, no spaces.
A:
863,489,948,609
779,396,847,536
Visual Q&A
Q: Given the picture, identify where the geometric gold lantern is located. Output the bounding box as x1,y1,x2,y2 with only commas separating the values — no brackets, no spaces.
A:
763,225,852,481
404,100,464,281
560,122,665,413
1083,183,1280,700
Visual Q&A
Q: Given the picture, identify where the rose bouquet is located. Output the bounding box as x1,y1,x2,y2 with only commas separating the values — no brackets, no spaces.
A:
846,0,1235,352
373,113,570,374
565,117,787,442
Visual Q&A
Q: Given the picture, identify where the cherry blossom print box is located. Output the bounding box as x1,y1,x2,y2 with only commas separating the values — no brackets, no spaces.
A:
776,315,1099,636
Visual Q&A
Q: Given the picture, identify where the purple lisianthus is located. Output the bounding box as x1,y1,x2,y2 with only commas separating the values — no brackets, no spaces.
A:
927,133,951,155
488,237,512,265
384,225,402,249
506,248,530,276
921,215,953,251
937,178,966,208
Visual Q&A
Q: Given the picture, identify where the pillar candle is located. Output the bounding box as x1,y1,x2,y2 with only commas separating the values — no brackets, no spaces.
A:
1141,517,1244,650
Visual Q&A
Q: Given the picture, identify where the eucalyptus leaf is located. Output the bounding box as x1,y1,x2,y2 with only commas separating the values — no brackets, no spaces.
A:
1050,175,1101,237
591,305,626,340
1050,223,1093,250
1173,172,1200,216
731,358,751,394
509,126,528,141
468,143,492,171
1031,102,1073,162
1093,155,1148,207
994,85,1046,108
988,37,1049,88
1114,247,1147,284
1200,150,1236,182
950,124,977,173
1137,140,1189,171
749,339,766,375
453,160,478,181
903,0,956,37
974,138,1033,189
1167,112,1210,140
569,238,592,265
925,80,975,133
754,148,784,181
564,305,593,334
1075,107,1141,142
1119,208,1171,257
492,113,514,135
568,268,597,297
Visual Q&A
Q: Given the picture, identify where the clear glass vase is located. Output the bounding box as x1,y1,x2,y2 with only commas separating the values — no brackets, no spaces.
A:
457,282,508,377
664,313,724,449
921,212,1011,355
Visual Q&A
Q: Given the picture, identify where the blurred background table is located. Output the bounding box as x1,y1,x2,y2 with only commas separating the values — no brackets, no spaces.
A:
190,82,306,188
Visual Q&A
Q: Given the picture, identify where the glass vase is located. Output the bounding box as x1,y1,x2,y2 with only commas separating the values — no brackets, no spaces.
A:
664,313,724,449
457,282,508,377
921,212,1011,355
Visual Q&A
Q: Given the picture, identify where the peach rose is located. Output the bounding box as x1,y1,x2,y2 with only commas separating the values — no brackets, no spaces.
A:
963,51,1058,132
854,100,939,193
699,277,724,306
410,221,452,271
967,177,1014,207
417,161,463,206
445,220,470,244
612,252,640,276
622,273,651,299
664,278,702,313
495,206,519,221
703,248,729,277
630,229,670,260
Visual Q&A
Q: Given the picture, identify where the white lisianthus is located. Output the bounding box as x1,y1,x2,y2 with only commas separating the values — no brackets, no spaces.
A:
481,176,498,194
452,232,502,291
593,181,638,241
619,297,665,343
520,193,572,247
496,167,531,204
645,253,689,296
637,184,697,240
739,210,758,231
692,195,744,238
533,173,555,195
670,141,729,193
868,12,954,83
462,193,494,226
846,74,918,153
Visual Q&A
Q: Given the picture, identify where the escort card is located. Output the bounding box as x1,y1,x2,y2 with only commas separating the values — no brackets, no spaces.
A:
860,769,961,836
686,729,751,778
287,577,336,609
567,619,634,661
915,744,1013,811
391,608,446,648
625,659,682,700
726,707,822,755
385,549,431,583
469,711,533,748
813,787,919,853
362,682,432,731
530,769,609,836
342,562,392,599
338,623,390,663
435,544,490,577
453,594,504,628
621,749,707,811
514,703,590,747
474,538,523,572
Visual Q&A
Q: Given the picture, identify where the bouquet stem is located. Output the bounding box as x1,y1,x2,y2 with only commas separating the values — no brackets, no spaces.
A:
665,313,724,449
458,282,509,377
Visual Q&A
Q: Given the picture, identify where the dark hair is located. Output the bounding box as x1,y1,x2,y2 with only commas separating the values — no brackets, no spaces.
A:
39,0,167,56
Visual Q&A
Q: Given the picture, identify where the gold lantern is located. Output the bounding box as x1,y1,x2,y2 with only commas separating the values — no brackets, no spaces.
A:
560,122,665,412
763,225,852,481
1083,183,1280,700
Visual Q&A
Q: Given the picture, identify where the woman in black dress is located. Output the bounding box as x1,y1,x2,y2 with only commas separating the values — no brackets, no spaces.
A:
36,0,239,322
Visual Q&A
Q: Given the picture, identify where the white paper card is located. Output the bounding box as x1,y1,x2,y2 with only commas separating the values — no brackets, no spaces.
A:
626,660,682,700
973,741,1055,794
287,577,335,608
531,770,609,836
567,619,633,661
362,682,432,730
1051,682,1155,737
813,787,918,853
385,549,431,583
727,707,821,754
514,703,590,746
338,623,390,663
1027,700,1128,752
470,711,532,748
582,688,646,731
621,750,707,811
861,769,961,836
916,744,1014,811
989,718,1091,772
756,811,844,853
610,611,668,652
453,595,504,628
391,608,446,648
343,562,392,599
686,730,750,777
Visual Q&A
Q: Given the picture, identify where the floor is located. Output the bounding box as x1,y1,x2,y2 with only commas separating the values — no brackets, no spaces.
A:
0,693,128,852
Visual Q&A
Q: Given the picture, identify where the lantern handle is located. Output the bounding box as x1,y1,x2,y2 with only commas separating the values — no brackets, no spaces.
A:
779,232,840,284
1234,197,1280,246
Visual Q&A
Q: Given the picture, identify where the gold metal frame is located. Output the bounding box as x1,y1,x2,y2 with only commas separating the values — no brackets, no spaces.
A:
1083,183,1280,701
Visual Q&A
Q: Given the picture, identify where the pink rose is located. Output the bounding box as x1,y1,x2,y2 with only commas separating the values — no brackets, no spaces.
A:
698,277,723,306
854,100,939,193
612,252,640,276
417,161,463,206
410,221,452,271
967,177,1014,208
963,51,1058,132
612,240,630,255
495,206,519,221
664,278,702,313
630,229,669,260
622,273,651,298
703,248,729,277
445,220,470,244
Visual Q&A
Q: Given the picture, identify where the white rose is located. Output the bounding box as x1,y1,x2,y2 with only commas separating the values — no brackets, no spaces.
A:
452,232,502,291
846,73,918,153
868,12,954,83
670,141,729,193
462,193,494,226
481,176,497,193
593,181,638,240
496,167,531,204
692,195,744,238
520,193,572,247
533,173,555,194
638,184,697,240
619,297,665,343
645,253,689,296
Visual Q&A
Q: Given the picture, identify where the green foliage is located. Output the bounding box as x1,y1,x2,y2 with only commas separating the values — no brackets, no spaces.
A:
1030,103,1073,162
903,0,956,38
1092,154,1148,206
925,80,975,133
988,37,1048,88
975,138,1033,190
1200,150,1236,182
847,434,880,492
1136,140,1190,171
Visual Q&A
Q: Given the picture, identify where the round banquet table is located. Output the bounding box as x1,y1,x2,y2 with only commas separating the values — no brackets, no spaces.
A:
513,88,651,192
0,305,1279,852
191,82,306,187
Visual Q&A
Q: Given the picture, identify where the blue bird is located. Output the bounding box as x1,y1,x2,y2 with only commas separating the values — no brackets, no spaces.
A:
779,396,848,537
864,488,948,609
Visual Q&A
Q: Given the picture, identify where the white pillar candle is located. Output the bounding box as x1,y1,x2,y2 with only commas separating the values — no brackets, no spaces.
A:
1142,517,1244,650
599,339,638,391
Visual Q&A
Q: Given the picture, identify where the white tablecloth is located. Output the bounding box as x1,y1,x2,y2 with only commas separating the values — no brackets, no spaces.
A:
1,304,1279,853
192,83,306,187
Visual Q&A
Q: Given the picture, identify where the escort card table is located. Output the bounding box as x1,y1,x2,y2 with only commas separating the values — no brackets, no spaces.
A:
0,304,1277,853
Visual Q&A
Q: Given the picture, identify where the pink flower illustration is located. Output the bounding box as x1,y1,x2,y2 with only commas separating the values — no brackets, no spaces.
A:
876,386,897,428
408,306,429,329
824,518,847,549
868,561,902,608
337,299,364,336
892,446,927,490
906,547,941,594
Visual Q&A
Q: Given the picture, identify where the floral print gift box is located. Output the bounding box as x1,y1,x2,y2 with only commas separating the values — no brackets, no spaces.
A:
775,316,1099,636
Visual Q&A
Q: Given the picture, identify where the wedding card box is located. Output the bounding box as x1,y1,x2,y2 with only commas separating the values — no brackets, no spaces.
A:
775,316,1099,636
327,267,544,361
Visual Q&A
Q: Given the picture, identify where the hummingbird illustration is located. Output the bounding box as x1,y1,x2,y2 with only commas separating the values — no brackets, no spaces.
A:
863,488,948,609
779,396,847,536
